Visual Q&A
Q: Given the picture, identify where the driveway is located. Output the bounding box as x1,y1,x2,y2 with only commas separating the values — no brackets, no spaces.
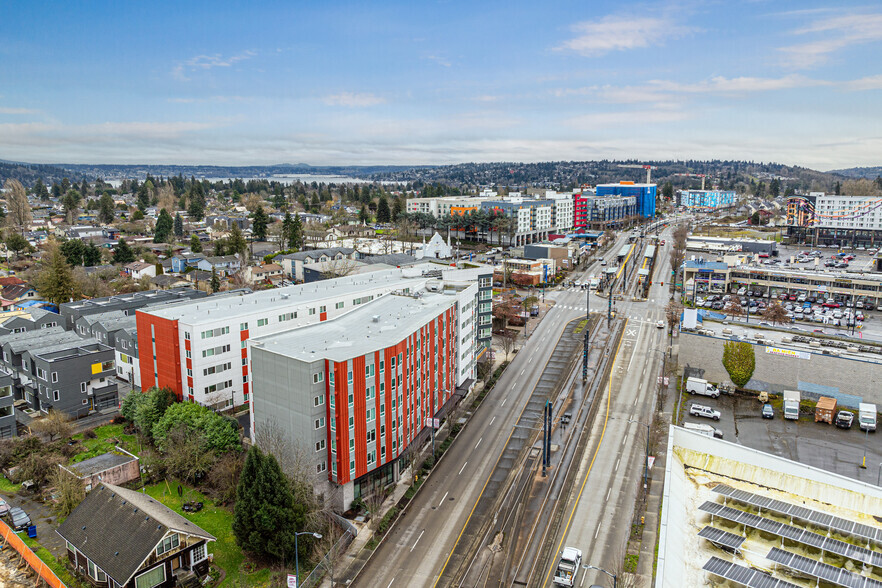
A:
2,489,66,561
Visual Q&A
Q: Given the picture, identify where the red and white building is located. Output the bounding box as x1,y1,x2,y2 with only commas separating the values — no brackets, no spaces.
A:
250,290,462,508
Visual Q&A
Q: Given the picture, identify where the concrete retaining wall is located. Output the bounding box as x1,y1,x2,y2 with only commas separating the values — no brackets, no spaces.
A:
679,332,882,405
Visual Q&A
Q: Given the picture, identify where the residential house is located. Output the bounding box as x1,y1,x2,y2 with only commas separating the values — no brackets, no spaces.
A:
170,255,204,274
206,214,249,231
0,308,61,336
57,483,216,588
329,224,374,240
123,262,157,280
103,227,120,240
0,284,38,309
74,311,140,388
66,226,105,240
277,247,357,282
150,275,189,290
196,255,240,276
243,263,283,284
58,448,139,492
0,372,15,438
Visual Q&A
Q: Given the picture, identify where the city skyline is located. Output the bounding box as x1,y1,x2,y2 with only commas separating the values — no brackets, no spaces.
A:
1,1,881,170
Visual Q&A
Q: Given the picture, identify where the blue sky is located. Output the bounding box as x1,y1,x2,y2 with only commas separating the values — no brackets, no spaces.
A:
1,1,881,170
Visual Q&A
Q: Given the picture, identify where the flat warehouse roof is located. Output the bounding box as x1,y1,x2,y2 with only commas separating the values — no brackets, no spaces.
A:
253,291,458,362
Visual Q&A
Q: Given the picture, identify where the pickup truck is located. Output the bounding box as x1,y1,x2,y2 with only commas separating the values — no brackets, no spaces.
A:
553,547,582,586
689,404,721,421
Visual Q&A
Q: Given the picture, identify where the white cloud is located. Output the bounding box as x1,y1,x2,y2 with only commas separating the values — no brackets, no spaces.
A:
166,95,252,104
555,15,694,56
568,108,690,129
424,54,451,68
0,107,38,115
323,93,386,107
0,120,220,147
843,75,882,91
172,50,257,80
649,74,826,94
779,13,882,68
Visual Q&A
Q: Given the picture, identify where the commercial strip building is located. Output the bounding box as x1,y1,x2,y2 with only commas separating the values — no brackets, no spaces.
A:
682,260,882,305
787,192,882,246
677,189,737,210
251,290,463,508
657,427,882,587
685,236,778,256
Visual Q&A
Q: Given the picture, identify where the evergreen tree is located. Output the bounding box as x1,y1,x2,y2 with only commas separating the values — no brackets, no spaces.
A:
61,178,71,194
228,224,248,257
359,205,370,224
113,238,136,264
290,213,303,250
376,196,391,223
62,189,82,221
391,197,403,221
61,239,85,266
51,182,62,198
154,208,173,243
33,179,50,201
281,212,293,248
98,193,116,225
137,182,151,211
190,234,203,253
188,182,206,221
173,213,184,238
232,447,307,561
83,242,102,267
252,205,269,241
210,268,221,293
36,241,77,305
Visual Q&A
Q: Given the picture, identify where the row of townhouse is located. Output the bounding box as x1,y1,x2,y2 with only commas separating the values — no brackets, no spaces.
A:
74,311,141,388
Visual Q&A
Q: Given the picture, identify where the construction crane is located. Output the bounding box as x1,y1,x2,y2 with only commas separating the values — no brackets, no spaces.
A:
673,173,708,190
617,164,657,184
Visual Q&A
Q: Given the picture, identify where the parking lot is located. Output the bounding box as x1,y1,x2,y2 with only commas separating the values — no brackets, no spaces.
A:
682,392,882,486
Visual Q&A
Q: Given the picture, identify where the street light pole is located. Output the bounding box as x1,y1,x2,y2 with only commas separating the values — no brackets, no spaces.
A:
629,419,650,492
294,531,322,587
584,563,617,588
862,427,869,469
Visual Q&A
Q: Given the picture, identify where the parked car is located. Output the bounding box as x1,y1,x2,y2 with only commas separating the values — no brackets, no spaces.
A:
0,498,9,517
762,403,775,419
689,404,721,421
656,320,664,329
8,507,30,531
835,411,854,429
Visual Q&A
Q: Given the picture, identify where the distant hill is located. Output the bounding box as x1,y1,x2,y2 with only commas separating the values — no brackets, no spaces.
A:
57,162,429,181
828,166,882,179
0,160,91,187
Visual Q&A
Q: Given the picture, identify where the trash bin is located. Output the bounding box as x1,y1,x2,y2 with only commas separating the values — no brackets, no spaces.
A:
27,525,36,538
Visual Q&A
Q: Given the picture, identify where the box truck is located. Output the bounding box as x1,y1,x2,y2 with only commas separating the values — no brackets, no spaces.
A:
815,397,837,424
783,391,800,420
859,403,877,432
686,377,721,398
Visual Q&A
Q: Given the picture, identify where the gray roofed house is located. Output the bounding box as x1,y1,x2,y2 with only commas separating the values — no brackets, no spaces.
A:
277,247,358,282
59,287,207,330
57,483,216,587
59,447,140,491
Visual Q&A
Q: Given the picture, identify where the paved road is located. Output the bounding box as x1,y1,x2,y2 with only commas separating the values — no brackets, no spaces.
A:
540,226,679,587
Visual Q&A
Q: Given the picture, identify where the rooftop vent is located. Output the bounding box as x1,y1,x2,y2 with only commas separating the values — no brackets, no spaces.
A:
372,315,380,323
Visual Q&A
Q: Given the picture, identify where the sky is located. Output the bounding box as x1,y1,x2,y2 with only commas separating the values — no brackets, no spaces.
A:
1,1,881,171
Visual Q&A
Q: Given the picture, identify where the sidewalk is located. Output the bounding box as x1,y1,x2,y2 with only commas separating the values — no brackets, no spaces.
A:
635,342,680,587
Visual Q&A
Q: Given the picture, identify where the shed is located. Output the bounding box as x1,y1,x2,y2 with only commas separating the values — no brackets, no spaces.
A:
59,447,139,491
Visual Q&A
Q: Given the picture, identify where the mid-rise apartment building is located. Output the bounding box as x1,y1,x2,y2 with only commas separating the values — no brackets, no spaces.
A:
596,181,657,218
677,189,737,209
136,270,433,409
574,191,638,229
786,193,882,247
250,290,460,508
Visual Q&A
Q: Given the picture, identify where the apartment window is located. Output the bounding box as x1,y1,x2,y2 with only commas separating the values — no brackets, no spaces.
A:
348,392,353,405
101,360,113,372
349,437,355,450
381,446,386,459
350,460,355,473
380,360,385,373
391,357,396,370
240,322,248,331
156,534,180,556
257,318,268,327
53,390,60,402
335,301,344,310
204,380,233,394
201,326,229,339
202,344,231,358
191,543,207,564
365,364,374,378
309,308,316,316
380,404,385,416
320,305,326,313
367,450,376,466
329,371,334,385
51,372,58,383
380,382,385,394
316,461,327,474
241,341,247,349
367,428,376,442
314,417,325,429
347,370,353,384
279,312,296,322
87,560,107,583
366,408,375,423
366,386,375,401
203,362,232,376
242,357,248,366
186,350,192,359
315,439,326,452
36,367,46,380
80,382,86,393
313,372,324,384
314,394,325,407
349,415,354,428
184,331,191,340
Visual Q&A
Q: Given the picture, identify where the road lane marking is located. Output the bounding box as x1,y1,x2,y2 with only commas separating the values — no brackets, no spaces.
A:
489,416,496,426
458,461,468,475
501,397,507,406
542,319,629,587
475,437,482,450
410,530,424,552
387,579,394,588
520,369,525,375
615,458,620,471
606,487,611,502
594,523,602,539
439,491,448,509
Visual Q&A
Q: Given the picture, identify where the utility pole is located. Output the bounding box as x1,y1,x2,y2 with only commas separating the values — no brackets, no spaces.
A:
582,286,590,381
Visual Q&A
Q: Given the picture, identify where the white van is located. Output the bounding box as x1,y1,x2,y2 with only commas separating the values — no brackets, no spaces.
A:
683,422,724,439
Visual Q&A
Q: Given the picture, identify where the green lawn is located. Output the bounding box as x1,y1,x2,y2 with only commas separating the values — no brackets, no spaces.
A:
21,535,88,588
69,424,138,464
143,482,273,587
0,474,21,493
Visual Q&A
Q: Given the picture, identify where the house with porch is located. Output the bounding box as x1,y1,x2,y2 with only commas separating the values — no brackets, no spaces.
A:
57,483,215,588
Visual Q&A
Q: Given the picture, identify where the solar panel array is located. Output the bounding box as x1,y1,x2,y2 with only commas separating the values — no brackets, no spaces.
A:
698,525,746,551
767,548,882,588
703,556,801,588
699,501,882,569
713,484,882,545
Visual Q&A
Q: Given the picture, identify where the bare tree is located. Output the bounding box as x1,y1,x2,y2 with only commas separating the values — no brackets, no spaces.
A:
723,298,745,321
31,410,73,441
317,516,347,587
54,465,86,517
500,329,517,360
321,256,359,279
762,301,789,325
157,183,177,213
3,179,32,235
365,488,386,531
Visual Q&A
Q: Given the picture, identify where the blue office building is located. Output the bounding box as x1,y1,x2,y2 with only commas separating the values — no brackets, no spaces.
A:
677,190,736,209
596,182,657,218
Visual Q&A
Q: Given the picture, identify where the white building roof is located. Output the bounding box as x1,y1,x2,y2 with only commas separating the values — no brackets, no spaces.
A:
252,291,457,363
140,268,427,327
